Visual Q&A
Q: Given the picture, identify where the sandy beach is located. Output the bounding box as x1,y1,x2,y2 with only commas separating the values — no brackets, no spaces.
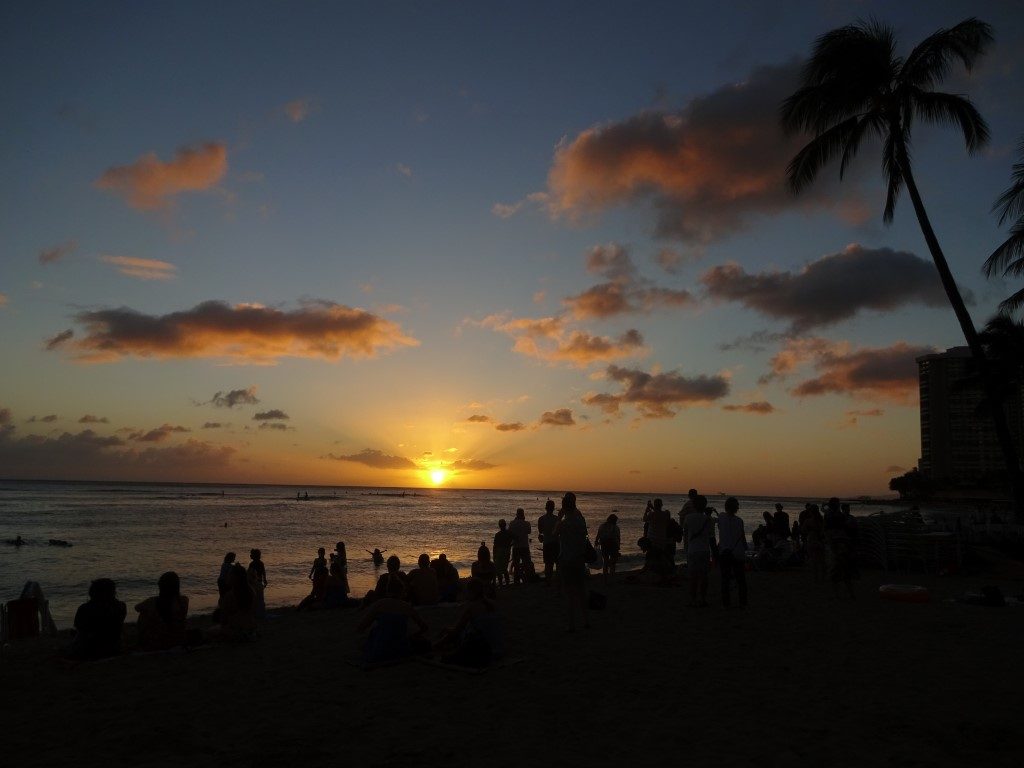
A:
4,563,1024,768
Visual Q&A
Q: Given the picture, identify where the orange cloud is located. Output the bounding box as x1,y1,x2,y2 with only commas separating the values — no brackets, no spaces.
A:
788,342,934,403
95,143,227,210
100,255,177,281
283,98,314,123
495,422,525,432
545,61,861,246
50,300,418,363
539,408,576,427
722,401,775,414
481,313,645,367
325,448,416,470
584,365,730,419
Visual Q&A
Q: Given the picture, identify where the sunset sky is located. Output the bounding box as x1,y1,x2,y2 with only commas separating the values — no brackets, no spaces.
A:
2,1,1023,495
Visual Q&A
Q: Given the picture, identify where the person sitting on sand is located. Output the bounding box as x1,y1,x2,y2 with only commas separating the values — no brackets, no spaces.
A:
217,552,236,596
508,508,533,584
493,519,514,587
554,492,589,632
435,577,503,668
367,548,386,566
537,499,559,585
683,495,715,607
356,577,429,665
595,513,621,582
370,555,408,602
212,564,256,641
407,554,440,606
247,549,267,620
67,578,127,660
471,543,498,597
717,498,748,608
135,571,189,651
431,553,460,602
308,547,329,599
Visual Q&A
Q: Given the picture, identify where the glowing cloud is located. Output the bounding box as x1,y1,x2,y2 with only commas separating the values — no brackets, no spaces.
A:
539,408,576,427
100,255,177,281
94,142,228,210
583,365,730,419
722,402,775,414
51,300,418,363
209,387,260,408
326,449,417,470
253,410,289,421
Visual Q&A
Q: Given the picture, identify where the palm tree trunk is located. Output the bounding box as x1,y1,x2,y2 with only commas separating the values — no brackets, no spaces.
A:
902,160,1024,520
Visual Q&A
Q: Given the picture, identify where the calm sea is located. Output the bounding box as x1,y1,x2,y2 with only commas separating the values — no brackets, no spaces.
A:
0,480,908,626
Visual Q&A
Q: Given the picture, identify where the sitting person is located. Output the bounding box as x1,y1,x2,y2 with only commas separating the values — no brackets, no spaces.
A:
355,577,429,664
135,571,189,651
211,564,257,641
470,544,497,597
406,554,440,606
67,578,127,660
370,555,408,602
431,553,460,602
435,577,503,669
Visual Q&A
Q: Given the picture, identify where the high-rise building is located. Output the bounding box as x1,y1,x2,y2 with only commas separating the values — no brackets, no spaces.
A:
917,346,1024,483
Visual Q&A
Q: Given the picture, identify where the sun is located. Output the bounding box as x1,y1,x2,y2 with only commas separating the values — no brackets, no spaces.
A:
429,468,447,485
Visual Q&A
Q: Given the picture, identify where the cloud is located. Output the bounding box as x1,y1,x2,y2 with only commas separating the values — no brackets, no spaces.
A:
495,422,526,432
722,401,775,414
253,410,288,421
45,329,74,351
94,142,228,210
0,408,11,425
100,255,177,281
564,244,693,319
51,299,418,363
466,414,492,423
130,424,190,443
449,459,497,472
782,341,935,402
39,241,77,265
491,191,549,219
701,245,951,333
202,422,224,429
653,248,693,274
0,293,7,308
258,422,289,431
325,448,417,470
282,98,314,123
841,408,885,428
78,414,108,424
27,415,59,423
0,421,234,481
719,330,786,354
396,163,413,178
481,313,646,367
539,408,576,427
545,60,865,247
210,386,260,408
583,364,730,419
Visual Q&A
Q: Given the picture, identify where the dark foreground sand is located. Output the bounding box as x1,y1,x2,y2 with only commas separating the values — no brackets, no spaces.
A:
3,566,1023,768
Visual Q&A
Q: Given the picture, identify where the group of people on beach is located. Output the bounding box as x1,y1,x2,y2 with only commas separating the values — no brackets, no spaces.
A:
59,490,860,665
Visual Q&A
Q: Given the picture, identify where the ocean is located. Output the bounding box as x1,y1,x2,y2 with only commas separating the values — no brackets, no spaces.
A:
0,479,909,627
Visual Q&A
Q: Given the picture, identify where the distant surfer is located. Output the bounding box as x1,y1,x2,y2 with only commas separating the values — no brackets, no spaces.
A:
366,548,386,566
7,535,25,547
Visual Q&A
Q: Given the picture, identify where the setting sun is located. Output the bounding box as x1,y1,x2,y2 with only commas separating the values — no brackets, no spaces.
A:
429,469,447,485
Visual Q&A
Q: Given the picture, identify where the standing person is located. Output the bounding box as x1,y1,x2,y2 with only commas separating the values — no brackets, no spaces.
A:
217,552,236,596
717,498,748,608
642,499,654,536
213,564,256,642
553,492,589,632
330,542,350,596
679,489,699,524
308,547,329,600
595,513,621,583
493,519,514,587
508,508,533,584
801,504,826,582
247,549,267,619
683,495,715,607
537,499,560,585
773,503,790,540
647,499,671,579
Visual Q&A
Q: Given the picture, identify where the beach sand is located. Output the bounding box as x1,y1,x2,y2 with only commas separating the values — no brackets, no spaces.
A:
3,566,1023,767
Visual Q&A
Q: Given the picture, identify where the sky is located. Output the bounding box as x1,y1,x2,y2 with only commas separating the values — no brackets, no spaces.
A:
2,0,1023,496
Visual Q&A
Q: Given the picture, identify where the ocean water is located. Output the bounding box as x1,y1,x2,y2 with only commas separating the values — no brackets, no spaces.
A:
0,480,908,627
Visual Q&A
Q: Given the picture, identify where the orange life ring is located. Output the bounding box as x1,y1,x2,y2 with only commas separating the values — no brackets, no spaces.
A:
879,584,930,603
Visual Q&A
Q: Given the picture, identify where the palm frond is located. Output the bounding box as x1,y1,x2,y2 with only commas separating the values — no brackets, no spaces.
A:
984,222,1024,278
882,131,906,223
838,115,879,178
780,83,870,135
785,117,865,193
1000,286,1024,316
901,18,994,88
804,19,895,86
910,89,990,152
993,137,1024,225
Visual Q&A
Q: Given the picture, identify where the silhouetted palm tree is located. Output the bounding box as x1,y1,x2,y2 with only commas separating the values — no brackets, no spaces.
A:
781,18,1023,515
983,137,1024,313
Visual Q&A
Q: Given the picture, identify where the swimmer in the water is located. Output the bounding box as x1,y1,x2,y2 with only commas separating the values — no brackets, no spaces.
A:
366,548,386,566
